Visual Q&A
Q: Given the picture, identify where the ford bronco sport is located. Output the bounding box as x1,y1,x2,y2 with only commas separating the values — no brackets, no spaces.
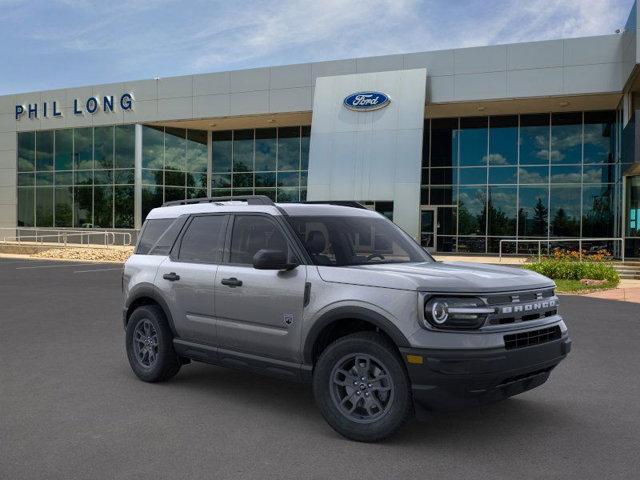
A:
122,195,571,442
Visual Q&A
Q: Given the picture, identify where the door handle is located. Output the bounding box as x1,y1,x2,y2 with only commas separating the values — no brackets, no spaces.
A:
221,277,243,287
163,272,180,281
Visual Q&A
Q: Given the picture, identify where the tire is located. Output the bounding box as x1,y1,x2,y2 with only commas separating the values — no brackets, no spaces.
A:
125,305,181,382
313,331,413,442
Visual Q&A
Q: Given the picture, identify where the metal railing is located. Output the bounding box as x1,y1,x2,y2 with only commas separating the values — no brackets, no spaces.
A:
0,228,132,248
498,238,626,262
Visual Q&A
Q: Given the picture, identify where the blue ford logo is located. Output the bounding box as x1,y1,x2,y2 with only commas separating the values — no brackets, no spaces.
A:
343,91,390,111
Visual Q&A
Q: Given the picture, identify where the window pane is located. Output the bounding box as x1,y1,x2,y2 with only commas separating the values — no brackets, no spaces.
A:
212,174,231,189
520,114,549,165
186,171,207,189
35,172,53,186
115,124,135,169
114,186,134,228
459,167,486,185
277,171,299,187
230,215,288,264
551,165,581,183
550,185,580,237
54,129,73,171
518,186,548,236
233,172,253,188
74,186,92,227
94,126,114,169
186,129,208,173
165,128,186,171
35,187,53,227
18,172,34,186
255,128,277,171
301,126,310,170
583,164,615,184
142,126,164,169
17,188,34,226
55,171,73,186
488,115,517,166
18,132,35,172
430,186,456,205
212,131,232,172
179,215,227,263
430,168,454,185
114,169,134,184
94,185,113,228
137,218,174,254
458,187,486,235
488,186,517,236
255,172,275,188
277,127,299,171
187,187,207,199
519,166,548,184
164,186,185,202
459,117,487,167
584,111,615,164
233,129,253,172
551,113,581,165
164,170,185,187
431,118,457,167
54,186,73,227
142,186,163,221
75,169,93,186
489,166,517,184
277,187,299,202
35,130,54,171
74,127,93,170
582,184,614,237
94,169,113,185
142,169,163,186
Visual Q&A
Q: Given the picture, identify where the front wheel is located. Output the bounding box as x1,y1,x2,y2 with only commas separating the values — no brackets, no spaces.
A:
125,305,181,382
313,332,413,442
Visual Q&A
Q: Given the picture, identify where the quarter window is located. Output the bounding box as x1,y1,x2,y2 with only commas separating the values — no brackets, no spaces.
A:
178,215,227,263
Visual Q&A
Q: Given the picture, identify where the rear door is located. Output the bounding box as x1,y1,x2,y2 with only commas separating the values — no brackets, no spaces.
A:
156,214,229,346
214,214,307,362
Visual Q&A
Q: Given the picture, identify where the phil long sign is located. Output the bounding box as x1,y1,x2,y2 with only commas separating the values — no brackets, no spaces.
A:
15,93,134,120
343,91,390,111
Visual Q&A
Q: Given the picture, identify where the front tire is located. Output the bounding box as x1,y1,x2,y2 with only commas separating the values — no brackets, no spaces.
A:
126,305,181,382
313,332,413,442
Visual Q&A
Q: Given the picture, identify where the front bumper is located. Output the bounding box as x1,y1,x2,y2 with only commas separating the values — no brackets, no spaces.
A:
400,333,571,411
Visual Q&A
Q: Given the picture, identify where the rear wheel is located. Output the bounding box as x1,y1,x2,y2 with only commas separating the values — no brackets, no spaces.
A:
126,305,181,382
313,332,413,442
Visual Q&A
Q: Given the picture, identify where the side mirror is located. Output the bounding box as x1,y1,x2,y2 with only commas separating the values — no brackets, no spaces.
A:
252,249,298,270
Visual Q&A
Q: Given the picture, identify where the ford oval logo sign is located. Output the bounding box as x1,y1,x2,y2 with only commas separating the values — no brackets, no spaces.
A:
343,91,390,111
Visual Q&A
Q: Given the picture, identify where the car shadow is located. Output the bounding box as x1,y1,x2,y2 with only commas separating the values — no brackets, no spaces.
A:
152,362,575,444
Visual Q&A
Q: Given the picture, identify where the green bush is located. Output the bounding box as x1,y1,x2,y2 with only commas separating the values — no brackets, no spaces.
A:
523,259,619,284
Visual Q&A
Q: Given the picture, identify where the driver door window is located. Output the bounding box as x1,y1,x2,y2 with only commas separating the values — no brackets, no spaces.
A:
229,215,292,264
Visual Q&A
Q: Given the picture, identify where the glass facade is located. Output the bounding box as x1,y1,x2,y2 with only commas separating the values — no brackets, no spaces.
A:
17,126,135,228
141,126,208,220
421,111,620,253
211,126,310,203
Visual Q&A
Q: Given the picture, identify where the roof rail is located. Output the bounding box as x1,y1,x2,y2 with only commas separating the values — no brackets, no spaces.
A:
162,195,275,207
303,200,368,210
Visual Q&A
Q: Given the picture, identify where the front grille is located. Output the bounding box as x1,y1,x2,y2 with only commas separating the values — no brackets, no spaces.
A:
486,289,558,326
504,326,561,350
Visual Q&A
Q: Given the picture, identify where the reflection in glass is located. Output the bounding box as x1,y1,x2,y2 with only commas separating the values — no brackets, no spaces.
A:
519,166,548,184
459,117,487,167
94,186,113,228
74,186,92,227
18,132,35,172
582,184,614,237
489,166,517,184
431,118,458,167
550,186,580,237
115,186,134,228
550,165,581,183
458,187,486,236
459,167,486,185
233,129,253,172
35,187,54,227
94,126,114,169
551,113,581,164
518,186,548,236
17,188,34,226
520,114,549,165
301,126,310,170
115,125,135,169
165,128,186,171
36,130,54,171
55,129,73,171
186,130,207,173
255,128,277,171
212,131,232,172
74,128,93,170
584,111,615,164
488,186,517,236
488,116,517,166
142,126,164,169
277,127,300,171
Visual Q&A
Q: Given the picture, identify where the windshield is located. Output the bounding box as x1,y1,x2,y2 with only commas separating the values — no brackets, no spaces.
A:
288,215,433,266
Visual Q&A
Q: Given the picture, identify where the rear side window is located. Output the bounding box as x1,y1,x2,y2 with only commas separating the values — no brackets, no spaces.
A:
177,215,228,264
136,218,174,254
148,217,187,256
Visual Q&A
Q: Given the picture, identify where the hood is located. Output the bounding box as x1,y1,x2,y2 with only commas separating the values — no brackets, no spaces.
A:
316,261,553,293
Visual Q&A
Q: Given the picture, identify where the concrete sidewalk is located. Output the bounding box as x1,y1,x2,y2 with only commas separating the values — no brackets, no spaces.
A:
581,280,640,303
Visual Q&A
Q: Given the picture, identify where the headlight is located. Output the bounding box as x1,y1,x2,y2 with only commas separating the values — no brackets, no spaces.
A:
423,297,495,330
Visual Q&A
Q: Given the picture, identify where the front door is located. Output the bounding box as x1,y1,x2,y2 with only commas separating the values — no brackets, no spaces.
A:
420,207,437,252
214,214,307,362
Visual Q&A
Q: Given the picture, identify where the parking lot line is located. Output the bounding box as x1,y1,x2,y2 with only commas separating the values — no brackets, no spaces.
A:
15,263,92,270
73,267,123,274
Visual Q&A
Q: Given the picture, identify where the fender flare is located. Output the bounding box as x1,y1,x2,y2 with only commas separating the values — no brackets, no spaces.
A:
125,283,177,336
302,306,410,364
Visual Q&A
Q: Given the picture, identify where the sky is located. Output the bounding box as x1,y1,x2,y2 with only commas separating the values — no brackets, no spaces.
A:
0,0,636,95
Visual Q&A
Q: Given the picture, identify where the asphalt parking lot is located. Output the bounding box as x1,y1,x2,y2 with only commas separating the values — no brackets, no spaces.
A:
1,258,639,480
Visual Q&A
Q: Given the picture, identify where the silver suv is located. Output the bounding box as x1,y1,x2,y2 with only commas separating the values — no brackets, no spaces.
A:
122,196,571,442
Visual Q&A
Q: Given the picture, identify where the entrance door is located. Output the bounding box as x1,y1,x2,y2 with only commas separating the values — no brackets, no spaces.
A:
420,207,437,252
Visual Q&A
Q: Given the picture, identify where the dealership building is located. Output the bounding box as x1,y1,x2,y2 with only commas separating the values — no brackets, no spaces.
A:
2,5,640,257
